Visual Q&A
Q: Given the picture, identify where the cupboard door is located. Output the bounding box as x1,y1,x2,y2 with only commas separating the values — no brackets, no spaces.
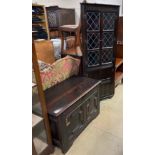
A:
101,12,117,65
86,12,101,68
62,105,85,148
85,91,99,123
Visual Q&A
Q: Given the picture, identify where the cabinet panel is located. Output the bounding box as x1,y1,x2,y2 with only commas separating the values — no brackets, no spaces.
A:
100,79,114,99
86,67,114,80
100,67,114,79
64,106,84,140
85,92,99,122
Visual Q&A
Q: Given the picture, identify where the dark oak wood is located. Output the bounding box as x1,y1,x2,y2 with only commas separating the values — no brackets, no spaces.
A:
44,76,101,153
45,76,101,116
81,3,119,100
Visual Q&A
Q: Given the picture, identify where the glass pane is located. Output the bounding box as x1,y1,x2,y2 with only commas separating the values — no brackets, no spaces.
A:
86,12,100,31
87,51,100,67
87,33,100,50
101,48,113,64
102,32,114,48
103,12,116,30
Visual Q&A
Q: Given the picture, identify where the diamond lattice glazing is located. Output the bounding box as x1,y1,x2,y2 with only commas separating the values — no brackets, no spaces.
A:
103,32,114,47
87,33,100,50
87,12,100,31
88,51,100,67
103,12,116,30
101,48,113,64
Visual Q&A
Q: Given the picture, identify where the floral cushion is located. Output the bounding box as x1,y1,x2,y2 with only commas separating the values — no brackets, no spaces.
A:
33,56,80,91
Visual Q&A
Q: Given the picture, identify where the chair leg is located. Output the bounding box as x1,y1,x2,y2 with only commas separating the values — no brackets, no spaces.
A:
60,31,64,53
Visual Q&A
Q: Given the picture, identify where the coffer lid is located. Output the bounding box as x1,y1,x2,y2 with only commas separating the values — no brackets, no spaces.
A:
44,76,101,117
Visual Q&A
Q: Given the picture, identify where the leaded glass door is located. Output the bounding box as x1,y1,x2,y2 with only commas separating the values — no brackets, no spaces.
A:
101,12,117,65
86,11,101,67
86,11,117,68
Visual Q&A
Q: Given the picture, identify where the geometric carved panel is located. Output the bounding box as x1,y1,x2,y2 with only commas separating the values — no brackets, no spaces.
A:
87,12,100,31
103,32,114,48
101,48,113,64
103,12,116,30
88,51,100,67
47,11,58,28
87,33,100,50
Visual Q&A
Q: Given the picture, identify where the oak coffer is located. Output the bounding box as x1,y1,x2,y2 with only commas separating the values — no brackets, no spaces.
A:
44,76,101,153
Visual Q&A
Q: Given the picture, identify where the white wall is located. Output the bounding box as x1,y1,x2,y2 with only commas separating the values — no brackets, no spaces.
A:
32,0,123,24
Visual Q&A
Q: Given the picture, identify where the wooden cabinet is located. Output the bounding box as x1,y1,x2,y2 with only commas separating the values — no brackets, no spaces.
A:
32,4,50,40
46,6,75,31
81,3,119,100
44,77,101,153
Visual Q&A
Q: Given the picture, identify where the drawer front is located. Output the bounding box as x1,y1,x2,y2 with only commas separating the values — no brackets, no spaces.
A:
100,67,114,79
87,67,114,80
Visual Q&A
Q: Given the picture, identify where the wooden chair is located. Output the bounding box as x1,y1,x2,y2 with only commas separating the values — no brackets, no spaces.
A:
59,23,82,56
34,40,55,64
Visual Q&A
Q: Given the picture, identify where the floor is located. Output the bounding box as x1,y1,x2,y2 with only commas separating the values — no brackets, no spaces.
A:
51,84,123,155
